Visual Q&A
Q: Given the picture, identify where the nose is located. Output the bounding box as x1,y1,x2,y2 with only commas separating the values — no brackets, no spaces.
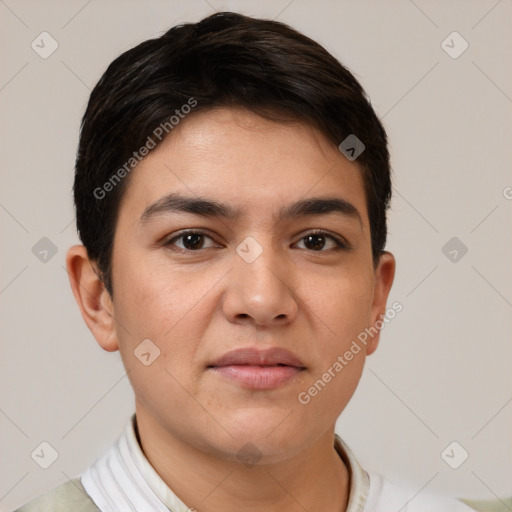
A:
221,238,299,328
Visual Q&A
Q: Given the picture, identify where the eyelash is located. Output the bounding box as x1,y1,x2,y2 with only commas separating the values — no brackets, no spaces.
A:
163,229,349,252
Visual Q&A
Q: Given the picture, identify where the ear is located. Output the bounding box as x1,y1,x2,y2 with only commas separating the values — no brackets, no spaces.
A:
366,251,396,356
65,245,119,352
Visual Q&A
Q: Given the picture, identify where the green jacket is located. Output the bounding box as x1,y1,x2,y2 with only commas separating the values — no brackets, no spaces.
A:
13,478,100,512
12,477,512,512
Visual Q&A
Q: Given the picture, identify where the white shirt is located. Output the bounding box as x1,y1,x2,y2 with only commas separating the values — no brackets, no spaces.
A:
81,413,475,512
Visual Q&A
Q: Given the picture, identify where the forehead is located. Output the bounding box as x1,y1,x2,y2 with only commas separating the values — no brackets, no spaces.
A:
118,107,368,227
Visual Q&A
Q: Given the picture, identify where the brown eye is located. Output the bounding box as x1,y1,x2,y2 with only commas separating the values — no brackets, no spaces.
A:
165,231,216,251
295,231,347,252
180,233,205,250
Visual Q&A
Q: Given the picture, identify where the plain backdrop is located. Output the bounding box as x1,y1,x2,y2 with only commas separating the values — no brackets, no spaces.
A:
1,1,511,510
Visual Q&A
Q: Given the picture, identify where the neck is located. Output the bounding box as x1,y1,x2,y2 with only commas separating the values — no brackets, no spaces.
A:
135,410,350,512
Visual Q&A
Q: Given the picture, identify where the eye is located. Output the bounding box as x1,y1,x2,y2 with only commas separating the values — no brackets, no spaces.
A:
295,230,348,252
163,229,349,253
164,230,218,251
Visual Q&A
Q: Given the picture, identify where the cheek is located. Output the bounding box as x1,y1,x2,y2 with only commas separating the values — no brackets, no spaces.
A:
308,267,374,347
295,270,372,416
297,353,365,427
110,252,221,392
112,249,202,339
111,265,204,422
298,309,368,421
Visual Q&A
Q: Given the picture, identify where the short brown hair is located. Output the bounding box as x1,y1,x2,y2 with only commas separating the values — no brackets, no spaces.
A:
74,11,391,296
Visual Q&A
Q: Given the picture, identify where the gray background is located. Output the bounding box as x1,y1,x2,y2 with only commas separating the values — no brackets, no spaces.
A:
1,0,511,510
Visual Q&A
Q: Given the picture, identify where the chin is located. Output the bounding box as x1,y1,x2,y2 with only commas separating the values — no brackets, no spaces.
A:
216,413,310,461
211,435,303,466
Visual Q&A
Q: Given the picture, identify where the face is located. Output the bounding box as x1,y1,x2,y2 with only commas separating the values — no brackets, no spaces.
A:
97,107,394,462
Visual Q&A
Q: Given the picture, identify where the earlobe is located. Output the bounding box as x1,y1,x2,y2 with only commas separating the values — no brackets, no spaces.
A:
65,245,119,352
366,251,396,356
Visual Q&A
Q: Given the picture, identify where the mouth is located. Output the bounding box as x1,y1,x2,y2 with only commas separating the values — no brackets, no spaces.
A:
207,347,306,390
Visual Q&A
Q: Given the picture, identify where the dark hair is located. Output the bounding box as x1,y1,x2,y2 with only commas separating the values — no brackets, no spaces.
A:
74,11,391,297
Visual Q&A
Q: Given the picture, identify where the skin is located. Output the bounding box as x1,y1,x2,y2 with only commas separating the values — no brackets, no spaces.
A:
67,107,395,512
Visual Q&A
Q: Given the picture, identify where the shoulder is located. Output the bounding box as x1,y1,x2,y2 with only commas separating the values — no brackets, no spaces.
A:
12,477,100,512
364,471,483,512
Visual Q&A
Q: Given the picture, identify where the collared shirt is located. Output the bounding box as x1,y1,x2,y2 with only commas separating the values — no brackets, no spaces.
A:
79,413,477,512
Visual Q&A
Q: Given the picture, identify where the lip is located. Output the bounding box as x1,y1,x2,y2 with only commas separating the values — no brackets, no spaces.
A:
207,347,306,390
209,347,305,368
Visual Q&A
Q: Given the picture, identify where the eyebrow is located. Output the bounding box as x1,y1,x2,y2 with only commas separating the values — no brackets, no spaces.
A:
140,193,362,226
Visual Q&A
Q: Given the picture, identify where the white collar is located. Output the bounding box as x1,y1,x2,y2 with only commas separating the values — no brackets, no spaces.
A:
81,413,371,512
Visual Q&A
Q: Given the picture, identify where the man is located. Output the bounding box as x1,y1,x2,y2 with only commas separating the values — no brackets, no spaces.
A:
13,11,495,512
